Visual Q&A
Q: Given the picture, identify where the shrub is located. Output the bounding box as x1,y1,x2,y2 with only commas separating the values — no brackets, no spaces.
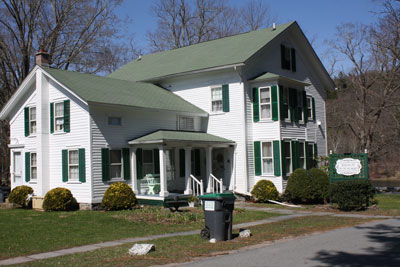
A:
251,180,279,202
43,187,76,211
284,168,329,204
8,185,33,208
329,180,375,211
101,182,137,211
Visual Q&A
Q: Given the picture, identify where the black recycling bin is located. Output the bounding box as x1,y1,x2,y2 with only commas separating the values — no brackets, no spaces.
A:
199,192,235,241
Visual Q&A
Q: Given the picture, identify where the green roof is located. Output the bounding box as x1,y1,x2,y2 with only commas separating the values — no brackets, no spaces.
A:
250,72,311,86
129,130,234,144
109,22,295,82
43,67,206,114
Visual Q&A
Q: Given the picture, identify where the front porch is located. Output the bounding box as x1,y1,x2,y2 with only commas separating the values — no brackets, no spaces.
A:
128,130,236,204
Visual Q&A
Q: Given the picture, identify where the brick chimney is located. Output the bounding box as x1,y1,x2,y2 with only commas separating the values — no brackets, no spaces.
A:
35,49,50,66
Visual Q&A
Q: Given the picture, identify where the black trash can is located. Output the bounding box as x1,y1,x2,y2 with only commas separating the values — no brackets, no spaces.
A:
199,192,236,241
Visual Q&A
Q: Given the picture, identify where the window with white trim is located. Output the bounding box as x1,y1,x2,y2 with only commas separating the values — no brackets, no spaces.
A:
29,107,36,134
306,96,313,120
261,142,273,174
283,87,290,120
68,150,79,181
179,116,194,131
108,117,121,126
211,87,222,112
299,142,305,169
259,87,271,119
30,152,37,180
110,150,122,179
284,141,292,175
143,150,154,176
54,102,64,132
297,91,304,122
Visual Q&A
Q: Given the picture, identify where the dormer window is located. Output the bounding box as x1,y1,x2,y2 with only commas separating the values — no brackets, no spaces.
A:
281,44,296,72
179,116,194,131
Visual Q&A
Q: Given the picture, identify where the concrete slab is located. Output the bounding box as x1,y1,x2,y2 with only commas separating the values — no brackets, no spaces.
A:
0,256,32,266
28,251,62,260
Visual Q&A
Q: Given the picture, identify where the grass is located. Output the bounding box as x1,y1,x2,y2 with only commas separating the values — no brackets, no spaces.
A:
0,207,279,260
17,215,378,267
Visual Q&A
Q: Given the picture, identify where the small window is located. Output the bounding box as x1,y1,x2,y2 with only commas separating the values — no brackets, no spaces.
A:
284,46,291,69
306,96,313,120
283,87,290,120
54,102,64,132
29,107,36,134
68,150,79,180
108,117,121,126
299,142,305,169
110,150,122,179
143,150,154,175
211,87,222,112
259,87,271,119
285,142,292,175
297,91,304,122
30,152,37,180
261,142,273,174
179,116,194,131
281,44,296,71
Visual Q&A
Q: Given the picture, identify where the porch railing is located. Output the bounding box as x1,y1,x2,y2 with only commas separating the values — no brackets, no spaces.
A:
189,174,204,196
210,174,223,193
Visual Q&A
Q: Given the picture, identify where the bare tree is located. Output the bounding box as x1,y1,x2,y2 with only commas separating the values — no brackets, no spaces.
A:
240,0,276,31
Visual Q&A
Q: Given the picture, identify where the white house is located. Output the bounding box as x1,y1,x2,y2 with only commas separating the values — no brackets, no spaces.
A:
0,22,334,207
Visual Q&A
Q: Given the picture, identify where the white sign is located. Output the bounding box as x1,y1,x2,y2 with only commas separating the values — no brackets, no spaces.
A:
204,200,215,211
335,158,362,176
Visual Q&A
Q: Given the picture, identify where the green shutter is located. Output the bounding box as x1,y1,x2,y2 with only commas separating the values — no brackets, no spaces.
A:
291,141,297,171
194,149,201,176
50,103,54,133
289,88,298,123
136,148,143,179
273,141,281,176
303,91,308,123
253,87,259,122
314,143,318,158
281,44,286,69
254,141,261,176
25,152,30,182
64,100,70,133
279,85,285,121
122,148,130,180
179,149,185,177
271,85,278,121
24,107,29,137
101,148,110,182
153,149,160,175
222,84,230,112
281,141,286,177
305,142,310,170
291,48,296,72
78,148,86,182
62,149,68,182
312,97,316,120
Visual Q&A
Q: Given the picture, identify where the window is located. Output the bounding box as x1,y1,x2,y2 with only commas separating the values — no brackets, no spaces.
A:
281,44,296,71
297,91,304,122
179,116,194,131
30,152,37,180
142,150,154,176
211,87,223,112
284,141,292,175
261,142,273,174
110,150,122,179
306,96,313,120
68,150,79,180
283,87,290,120
108,117,121,126
54,102,64,132
299,142,305,169
29,107,36,134
259,87,271,119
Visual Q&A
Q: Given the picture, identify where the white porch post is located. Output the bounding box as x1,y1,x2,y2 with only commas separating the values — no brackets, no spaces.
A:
206,147,213,193
184,147,192,194
159,146,168,197
131,148,138,195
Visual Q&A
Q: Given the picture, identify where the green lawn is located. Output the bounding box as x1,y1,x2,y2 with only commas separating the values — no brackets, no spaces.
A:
0,207,280,260
18,216,377,267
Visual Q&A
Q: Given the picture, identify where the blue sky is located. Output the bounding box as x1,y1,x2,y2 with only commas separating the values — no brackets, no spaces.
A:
115,0,383,74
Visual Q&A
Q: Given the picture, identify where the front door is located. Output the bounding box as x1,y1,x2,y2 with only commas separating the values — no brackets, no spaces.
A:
212,149,225,179
13,152,23,187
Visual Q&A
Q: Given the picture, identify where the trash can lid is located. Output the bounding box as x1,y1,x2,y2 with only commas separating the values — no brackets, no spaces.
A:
199,192,236,199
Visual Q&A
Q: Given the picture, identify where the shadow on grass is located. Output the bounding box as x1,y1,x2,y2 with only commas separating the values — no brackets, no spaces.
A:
312,218,400,266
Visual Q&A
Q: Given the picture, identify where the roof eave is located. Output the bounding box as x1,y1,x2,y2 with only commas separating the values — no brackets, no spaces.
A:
128,139,235,145
250,76,311,87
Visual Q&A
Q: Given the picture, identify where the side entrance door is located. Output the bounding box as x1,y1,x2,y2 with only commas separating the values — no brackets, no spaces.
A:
13,152,23,187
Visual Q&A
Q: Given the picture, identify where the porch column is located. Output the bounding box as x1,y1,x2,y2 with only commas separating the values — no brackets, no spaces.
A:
131,148,138,195
184,147,192,194
159,146,168,197
206,147,213,193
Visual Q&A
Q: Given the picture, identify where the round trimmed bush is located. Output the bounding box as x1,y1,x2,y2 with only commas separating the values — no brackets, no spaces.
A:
251,180,279,202
101,182,137,210
8,185,33,208
309,168,329,201
43,187,75,211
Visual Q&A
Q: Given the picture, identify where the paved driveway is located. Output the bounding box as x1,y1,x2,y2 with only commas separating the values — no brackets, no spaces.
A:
178,218,400,267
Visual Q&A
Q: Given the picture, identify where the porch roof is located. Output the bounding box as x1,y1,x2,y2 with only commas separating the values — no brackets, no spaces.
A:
128,130,235,145
249,72,311,87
